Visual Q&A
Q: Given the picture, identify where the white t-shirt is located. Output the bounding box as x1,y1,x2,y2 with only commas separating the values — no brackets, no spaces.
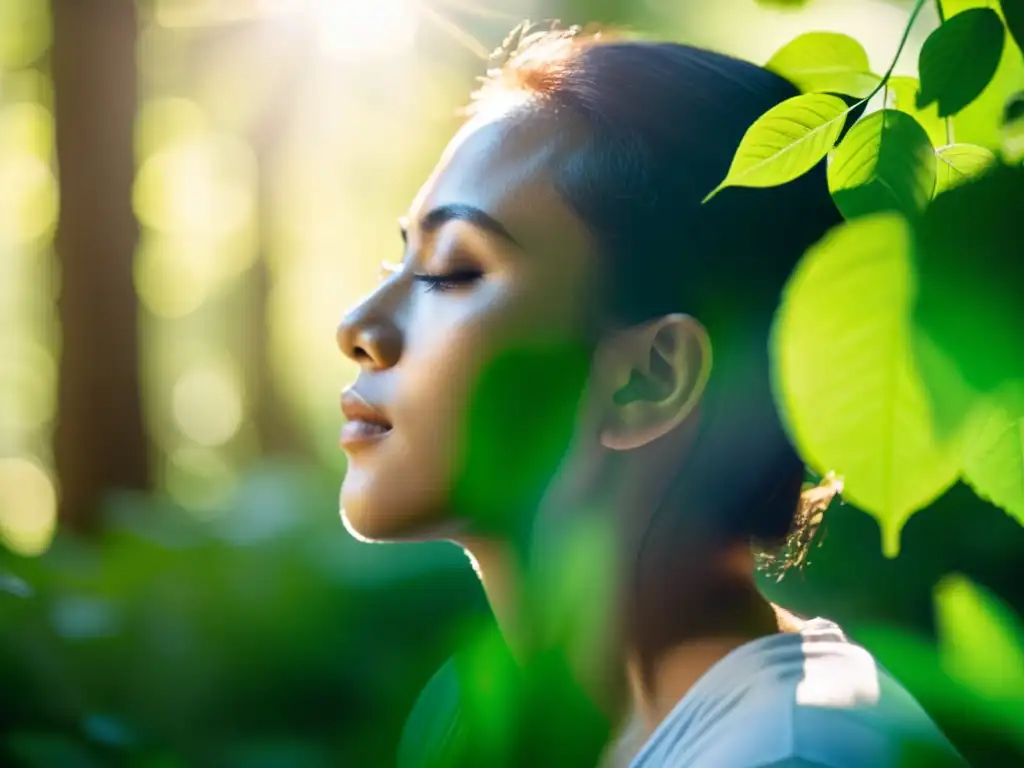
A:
626,618,965,768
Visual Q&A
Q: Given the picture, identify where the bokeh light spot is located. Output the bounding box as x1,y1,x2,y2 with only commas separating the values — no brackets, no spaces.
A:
0,456,58,557
0,336,57,433
171,360,246,448
133,132,256,237
134,233,216,318
164,447,237,517
0,102,58,245
134,97,209,160
0,0,52,70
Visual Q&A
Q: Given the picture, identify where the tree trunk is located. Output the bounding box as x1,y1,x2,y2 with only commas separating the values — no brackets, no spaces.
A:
51,0,148,533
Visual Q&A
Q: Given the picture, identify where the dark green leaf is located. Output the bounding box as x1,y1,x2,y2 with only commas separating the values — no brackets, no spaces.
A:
934,143,996,194
772,213,961,557
917,8,1006,117
705,93,848,200
912,164,1024,394
886,75,948,147
766,32,880,97
1002,90,1024,162
828,109,936,219
1001,0,1024,56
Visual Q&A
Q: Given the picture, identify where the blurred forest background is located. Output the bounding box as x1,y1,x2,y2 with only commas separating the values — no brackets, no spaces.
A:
1,0,1023,766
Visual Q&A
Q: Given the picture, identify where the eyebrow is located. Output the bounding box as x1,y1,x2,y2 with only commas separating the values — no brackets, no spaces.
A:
400,203,520,247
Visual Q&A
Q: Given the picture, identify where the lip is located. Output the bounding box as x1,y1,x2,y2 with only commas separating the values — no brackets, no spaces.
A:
340,389,393,450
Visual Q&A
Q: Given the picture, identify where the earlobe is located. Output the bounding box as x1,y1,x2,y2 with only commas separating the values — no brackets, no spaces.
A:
599,314,712,451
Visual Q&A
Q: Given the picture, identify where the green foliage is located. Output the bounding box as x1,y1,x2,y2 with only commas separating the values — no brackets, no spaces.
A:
1003,91,1024,161
716,0,1024,553
935,574,1024,714
828,109,936,219
858,574,1024,754
771,214,961,557
962,384,1024,527
703,93,848,200
765,32,880,97
0,463,482,766
1001,0,1024,56
912,165,1024,396
917,8,1006,117
886,76,948,147
934,143,996,194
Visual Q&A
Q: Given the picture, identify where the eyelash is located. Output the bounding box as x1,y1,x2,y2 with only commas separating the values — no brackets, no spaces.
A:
413,269,482,293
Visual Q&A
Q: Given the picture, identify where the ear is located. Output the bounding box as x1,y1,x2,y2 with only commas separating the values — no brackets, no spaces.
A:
597,313,712,451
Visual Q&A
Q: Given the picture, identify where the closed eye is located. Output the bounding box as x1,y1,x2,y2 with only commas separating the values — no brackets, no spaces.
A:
413,269,483,293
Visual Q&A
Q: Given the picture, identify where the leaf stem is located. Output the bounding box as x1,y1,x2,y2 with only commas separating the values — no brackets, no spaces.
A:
866,0,931,104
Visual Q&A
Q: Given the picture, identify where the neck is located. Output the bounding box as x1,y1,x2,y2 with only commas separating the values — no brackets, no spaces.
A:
623,545,782,735
461,536,530,656
461,532,784,741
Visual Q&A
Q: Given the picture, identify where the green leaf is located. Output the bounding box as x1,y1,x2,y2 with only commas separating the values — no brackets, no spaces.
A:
772,214,961,557
704,93,849,201
766,32,881,97
827,109,936,219
1003,91,1024,162
934,143,996,194
962,382,1024,526
935,574,1024,704
912,165,1024,395
918,8,1006,117
1001,0,1024,56
886,75,948,147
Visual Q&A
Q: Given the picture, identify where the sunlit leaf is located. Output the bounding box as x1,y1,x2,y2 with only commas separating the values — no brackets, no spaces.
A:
918,8,1006,117
886,75,948,147
828,109,936,219
766,32,880,98
934,143,996,194
1002,0,1024,55
772,214,961,557
935,574,1024,704
704,94,849,200
962,383,1024,526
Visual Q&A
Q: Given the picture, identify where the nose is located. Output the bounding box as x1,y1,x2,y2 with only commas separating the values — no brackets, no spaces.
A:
336,298,403,371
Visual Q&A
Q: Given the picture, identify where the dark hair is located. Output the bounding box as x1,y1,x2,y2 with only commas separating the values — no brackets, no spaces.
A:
471,25,842,563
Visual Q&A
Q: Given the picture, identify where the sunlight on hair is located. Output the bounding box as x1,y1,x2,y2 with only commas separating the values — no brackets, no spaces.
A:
0,456,57,557
310,0,420,61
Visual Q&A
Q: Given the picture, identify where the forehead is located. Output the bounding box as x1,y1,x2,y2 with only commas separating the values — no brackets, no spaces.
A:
408,107,594,260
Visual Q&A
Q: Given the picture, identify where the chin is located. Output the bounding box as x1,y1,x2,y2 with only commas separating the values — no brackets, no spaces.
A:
339,474,455,544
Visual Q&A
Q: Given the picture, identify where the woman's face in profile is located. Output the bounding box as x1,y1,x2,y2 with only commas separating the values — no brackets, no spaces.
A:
336,109,601,542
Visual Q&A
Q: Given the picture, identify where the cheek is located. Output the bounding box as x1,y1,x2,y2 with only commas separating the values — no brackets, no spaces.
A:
344,284,595,540
401,292,594,527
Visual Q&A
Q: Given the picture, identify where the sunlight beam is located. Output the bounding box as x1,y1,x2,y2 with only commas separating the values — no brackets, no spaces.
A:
311,0,420,61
